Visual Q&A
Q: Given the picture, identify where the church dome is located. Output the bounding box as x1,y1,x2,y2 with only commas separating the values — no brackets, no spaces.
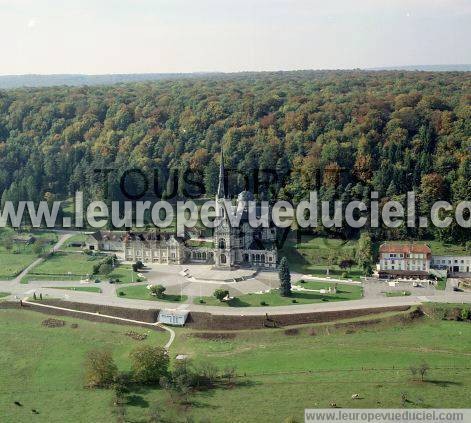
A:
237,190,255,202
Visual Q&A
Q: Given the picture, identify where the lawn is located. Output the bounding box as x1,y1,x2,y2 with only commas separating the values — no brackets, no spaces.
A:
109,265,143,284
280,234,363,279
1,309,470,423
29,252,103,278
196,282,363,307
0,292,10,298
117,285,187,302
0,253,38,279
0,309,167,423
295,280,364,299
49,286,102,293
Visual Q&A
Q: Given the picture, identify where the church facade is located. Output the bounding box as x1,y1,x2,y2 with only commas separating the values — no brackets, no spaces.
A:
85,150,278,270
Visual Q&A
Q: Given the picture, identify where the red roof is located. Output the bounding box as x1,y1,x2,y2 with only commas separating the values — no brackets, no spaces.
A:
379,243,431,254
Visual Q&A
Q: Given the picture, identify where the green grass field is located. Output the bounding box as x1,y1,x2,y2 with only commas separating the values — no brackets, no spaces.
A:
0,253,38,279
294,280,363,299
1,309,471,423
196,282,362,307
109,265,142,284
29,252,100,277
0,229,62,279
0,309,167,423
0,292,10,298
117,285,187,302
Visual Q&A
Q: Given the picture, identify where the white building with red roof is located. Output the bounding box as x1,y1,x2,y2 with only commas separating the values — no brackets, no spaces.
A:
378,243,432,278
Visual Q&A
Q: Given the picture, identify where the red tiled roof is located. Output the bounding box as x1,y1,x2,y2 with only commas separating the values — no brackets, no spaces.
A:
379,243,431,254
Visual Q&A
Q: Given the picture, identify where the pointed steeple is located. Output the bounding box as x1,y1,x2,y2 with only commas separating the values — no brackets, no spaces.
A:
217,147,226,199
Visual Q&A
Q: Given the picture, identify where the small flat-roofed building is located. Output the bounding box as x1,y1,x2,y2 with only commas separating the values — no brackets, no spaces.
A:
158,310,189,326
431,255,471,275
378,243,431,279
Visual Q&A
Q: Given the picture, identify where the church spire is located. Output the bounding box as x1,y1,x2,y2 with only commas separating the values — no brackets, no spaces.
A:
217,147,226,199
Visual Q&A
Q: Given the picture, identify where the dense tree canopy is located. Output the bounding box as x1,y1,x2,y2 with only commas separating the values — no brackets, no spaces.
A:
0,70,469,242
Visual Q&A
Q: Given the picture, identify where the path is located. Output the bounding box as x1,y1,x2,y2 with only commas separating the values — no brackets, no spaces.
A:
10,233,74,284
21,297,176,349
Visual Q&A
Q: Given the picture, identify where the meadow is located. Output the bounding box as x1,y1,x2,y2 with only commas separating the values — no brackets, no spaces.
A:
29,252,101,278
0,229,57,279
1,308,471,423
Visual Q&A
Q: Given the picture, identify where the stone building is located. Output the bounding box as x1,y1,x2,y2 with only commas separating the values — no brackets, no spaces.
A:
85,150,278,269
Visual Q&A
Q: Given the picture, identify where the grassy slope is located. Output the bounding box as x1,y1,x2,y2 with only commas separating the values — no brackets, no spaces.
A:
0,310,167,423
280,235,363,279
138,315,471,422
0,254,38,279
1,310,471,422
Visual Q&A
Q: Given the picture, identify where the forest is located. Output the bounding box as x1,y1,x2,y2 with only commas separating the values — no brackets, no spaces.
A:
0,70,470,242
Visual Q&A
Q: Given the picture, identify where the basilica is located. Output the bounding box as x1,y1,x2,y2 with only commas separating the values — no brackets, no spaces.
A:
86,151,278,270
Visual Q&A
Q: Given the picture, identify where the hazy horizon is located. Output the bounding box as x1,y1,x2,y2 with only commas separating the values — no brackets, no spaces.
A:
1,64,471,77
1,0,470,75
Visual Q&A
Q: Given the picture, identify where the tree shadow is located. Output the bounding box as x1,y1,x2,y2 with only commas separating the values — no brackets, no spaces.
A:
426,380,462,387
227,298,251,307
126,394,149,408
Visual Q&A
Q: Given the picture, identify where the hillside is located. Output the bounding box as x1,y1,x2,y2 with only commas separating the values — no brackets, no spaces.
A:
0,70,470,242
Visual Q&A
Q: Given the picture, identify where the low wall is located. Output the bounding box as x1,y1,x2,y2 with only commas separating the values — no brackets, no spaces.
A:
1,300,412,331
184,305,412,330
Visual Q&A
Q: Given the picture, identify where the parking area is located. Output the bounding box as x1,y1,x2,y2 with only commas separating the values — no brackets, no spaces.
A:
363,278,439,298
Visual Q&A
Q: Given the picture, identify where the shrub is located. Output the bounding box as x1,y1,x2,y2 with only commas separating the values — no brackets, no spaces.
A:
260,301,267,306
149,284,166,298
85,349,118,388
130,345,169,384
461,308,470,321
213,289,229,302
99,263,112,275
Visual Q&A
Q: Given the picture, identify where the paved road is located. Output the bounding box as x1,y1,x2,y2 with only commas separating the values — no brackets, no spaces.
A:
7,283,471,316
2,235,471,316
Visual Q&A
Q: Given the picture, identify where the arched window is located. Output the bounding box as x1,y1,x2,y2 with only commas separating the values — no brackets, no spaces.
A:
220,254,227,264
219,239,226,249
261,255,265,263
220,207,225,217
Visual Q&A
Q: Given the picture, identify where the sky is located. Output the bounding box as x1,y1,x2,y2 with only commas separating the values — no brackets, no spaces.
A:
0,0,470,75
